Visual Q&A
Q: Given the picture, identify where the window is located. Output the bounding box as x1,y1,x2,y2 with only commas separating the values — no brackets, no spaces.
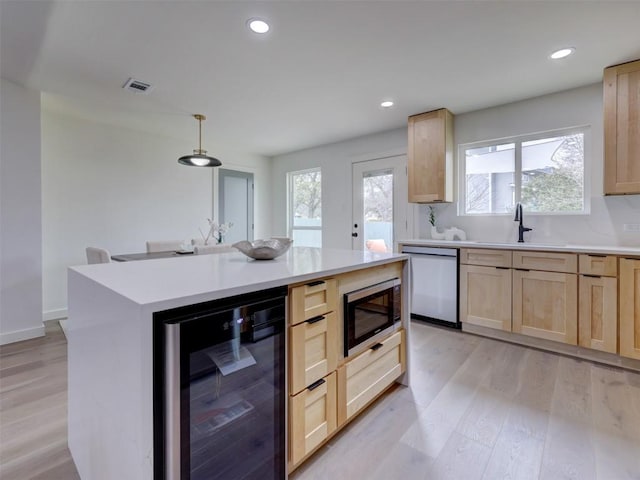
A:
287,168,322,247
460,128,587,215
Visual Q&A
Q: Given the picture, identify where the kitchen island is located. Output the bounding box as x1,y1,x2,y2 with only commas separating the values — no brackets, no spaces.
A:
67,247,409,479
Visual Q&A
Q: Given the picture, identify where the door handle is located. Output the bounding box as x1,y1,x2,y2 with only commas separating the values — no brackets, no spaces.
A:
352,232,358,237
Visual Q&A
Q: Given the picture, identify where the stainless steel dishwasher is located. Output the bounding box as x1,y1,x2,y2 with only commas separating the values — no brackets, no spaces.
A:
401,246,460,328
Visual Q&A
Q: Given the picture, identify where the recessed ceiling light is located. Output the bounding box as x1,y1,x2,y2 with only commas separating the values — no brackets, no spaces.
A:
380,101,394,108
247,18,270,34
550,47,575,60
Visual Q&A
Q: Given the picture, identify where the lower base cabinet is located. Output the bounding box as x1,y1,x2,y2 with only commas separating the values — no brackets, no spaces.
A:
289,371,337,466
620,258,640,359
338,329,405,425
512,269,578,344
288,329,406,470
460,264,512,331
578,275,617,353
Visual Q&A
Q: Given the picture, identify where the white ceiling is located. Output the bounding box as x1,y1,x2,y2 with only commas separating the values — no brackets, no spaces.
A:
2,1,640,157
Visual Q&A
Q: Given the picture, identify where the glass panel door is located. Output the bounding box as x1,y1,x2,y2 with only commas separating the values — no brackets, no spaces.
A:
352,156,409,252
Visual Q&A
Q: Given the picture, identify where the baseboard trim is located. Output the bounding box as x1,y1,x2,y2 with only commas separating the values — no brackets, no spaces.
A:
0,324,46,345
43,308,68,321
462,323,640,373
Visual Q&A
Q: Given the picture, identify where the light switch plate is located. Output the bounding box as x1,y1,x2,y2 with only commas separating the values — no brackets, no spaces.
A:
623,223,640,232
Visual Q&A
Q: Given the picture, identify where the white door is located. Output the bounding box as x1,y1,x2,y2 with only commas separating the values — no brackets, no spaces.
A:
218,169,254,244
352,156,409,252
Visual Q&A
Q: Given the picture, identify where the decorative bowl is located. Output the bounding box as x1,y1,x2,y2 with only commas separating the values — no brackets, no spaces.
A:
232,238,293,260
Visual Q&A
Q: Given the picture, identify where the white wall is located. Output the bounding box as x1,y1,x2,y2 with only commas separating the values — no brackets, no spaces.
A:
271,129,408,249
0,78,44,344
425,83,640,246
42,108,271,318
271,83,640,249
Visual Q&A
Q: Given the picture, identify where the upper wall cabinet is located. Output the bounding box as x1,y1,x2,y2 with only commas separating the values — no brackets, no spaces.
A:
407,108,453,203
603,59,640,195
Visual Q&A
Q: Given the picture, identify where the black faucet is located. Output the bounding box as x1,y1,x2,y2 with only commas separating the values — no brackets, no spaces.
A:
514,203,532,243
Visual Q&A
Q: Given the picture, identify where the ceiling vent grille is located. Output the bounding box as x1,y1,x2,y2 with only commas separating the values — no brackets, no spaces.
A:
123,78,154,94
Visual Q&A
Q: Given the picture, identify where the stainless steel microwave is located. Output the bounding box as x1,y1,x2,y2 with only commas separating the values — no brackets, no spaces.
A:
344,278,401,357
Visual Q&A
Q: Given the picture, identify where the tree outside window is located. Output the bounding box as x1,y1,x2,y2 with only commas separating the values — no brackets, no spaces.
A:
461,129,586,215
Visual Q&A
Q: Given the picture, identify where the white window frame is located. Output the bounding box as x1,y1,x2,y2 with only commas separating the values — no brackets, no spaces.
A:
287,167,322,246
458,126,590,216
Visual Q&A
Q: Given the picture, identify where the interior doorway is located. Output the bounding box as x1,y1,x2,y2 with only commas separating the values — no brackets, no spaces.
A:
218,169,254,244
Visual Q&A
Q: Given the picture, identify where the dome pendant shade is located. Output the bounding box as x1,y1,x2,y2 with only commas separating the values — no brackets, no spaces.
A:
178,114,222,167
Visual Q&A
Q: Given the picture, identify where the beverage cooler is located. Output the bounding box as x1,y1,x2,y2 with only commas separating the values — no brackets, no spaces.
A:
153,286,287,480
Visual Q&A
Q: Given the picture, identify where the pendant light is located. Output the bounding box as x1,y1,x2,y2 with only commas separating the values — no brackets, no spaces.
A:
178,114,222,167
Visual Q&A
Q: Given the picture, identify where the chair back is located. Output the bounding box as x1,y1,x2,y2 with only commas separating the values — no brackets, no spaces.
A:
194,244,237,255
146,240,184,253
86,247,111,264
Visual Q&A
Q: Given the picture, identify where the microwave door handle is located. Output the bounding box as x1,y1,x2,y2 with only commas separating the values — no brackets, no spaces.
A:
165,322,181,480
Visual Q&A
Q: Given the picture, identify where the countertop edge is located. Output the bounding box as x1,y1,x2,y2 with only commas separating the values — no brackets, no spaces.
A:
396,239,640,257
68,251,408,310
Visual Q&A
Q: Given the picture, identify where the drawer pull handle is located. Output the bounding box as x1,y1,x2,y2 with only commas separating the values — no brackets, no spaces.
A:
495,266,510,270
306,280,325,287
370,342,384,351
307,379,326,391
515,268,530,272
306,315,325,324
582,274,601,278
588,254,607,258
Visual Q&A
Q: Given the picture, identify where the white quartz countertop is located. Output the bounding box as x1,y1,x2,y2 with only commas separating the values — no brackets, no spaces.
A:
69,247,407,307
397,239,640,256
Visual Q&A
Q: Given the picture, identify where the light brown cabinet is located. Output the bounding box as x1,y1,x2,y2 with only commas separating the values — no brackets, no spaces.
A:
578,254,618,354
289,371,337,466
512,267,578,345
459,248,512,331
338,329,405,425
603,59,640,195
287,261,407,472
512,250,577,273
579,275,617,353
620,258,640,359
290,278,337,325
289,311,338,395
407,108,453,203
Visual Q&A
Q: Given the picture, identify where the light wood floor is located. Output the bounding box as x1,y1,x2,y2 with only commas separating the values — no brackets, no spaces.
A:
1,321,639,480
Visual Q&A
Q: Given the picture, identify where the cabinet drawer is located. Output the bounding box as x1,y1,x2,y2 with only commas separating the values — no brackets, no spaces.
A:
290,278,337,326
579,254,617,277
289,371,337,466
290,311,338,395
460,248,512,267
341,330,405,422
513,251,577,273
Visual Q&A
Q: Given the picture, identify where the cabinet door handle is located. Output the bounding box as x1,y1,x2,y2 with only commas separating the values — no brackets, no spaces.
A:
582,274,601,278
306,280,325,287
370,342,384,351
495,266,510,270
515,268,530,272
307,378,326,391
306,315,325,325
